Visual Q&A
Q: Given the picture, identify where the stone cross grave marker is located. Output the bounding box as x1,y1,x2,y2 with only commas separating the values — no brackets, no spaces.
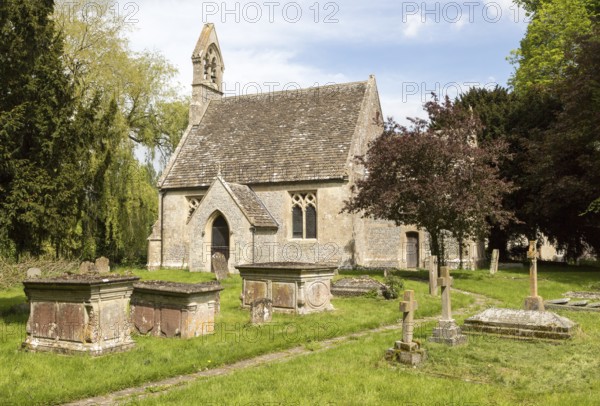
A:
429,256,438,296
399,289,418,347
524,240,544,311
212,252,229,281
439,267,453,320
385,289,427,365
250,298,273,324
490,249,499,274
428,266,467,345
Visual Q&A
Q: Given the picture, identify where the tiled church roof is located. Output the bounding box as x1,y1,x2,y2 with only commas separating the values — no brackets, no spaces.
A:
222,180,278,229
160,81,368,189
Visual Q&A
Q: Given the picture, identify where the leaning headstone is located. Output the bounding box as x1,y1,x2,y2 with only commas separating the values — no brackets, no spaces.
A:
211,252,229,280
79,261,96,273
26,268,41,279
95,257,110,274
251,298,273,324
428,256,438,296
524,240,544,311
489,249,499,274
428,267,467,346
385,290,427,365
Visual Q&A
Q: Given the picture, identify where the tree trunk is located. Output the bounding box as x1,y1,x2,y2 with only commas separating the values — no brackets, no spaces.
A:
458,235,464,270
428,229,442,276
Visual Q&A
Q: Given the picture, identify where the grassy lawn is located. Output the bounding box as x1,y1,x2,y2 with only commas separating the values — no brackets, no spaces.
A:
0,268,473,405
1,265,599,405
125,266,600,406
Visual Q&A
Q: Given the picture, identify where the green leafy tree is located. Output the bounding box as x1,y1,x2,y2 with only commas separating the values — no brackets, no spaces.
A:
524,25,600,258
509,0,594,93
52,0,188,263
0,0,85,258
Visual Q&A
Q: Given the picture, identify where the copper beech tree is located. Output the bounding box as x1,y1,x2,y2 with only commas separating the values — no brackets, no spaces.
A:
343,95,515,269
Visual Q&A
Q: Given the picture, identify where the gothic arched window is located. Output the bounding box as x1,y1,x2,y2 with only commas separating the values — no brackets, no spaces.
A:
290,192,317,239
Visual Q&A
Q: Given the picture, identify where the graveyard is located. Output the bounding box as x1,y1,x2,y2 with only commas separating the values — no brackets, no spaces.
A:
0,263,599,405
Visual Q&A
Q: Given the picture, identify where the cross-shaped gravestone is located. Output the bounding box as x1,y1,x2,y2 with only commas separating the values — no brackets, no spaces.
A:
399,290,418,345
438,266,453,320
490,249,499,274
528,241,538,296
524,240,544,311
428,266,467,346
385,289,427,364
428,256,438,296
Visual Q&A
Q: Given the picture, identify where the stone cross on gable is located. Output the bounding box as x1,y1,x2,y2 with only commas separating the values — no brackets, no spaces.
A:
437,266,453,321
399,290,418,344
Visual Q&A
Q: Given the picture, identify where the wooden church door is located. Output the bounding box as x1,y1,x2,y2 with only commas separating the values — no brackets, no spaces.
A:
211,215,230,260
406,232,419,268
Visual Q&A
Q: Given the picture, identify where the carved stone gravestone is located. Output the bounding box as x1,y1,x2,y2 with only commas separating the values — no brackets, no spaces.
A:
490,249,499,275
26,268,41,279
385,290,427,365
79,261,96,273
524,240,544,311
428,256,438,296
428,267,467,346
212,252,229,280
251,298,273,324
95,257,110,274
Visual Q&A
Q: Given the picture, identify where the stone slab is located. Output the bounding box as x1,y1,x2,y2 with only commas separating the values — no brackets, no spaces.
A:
544,302,600,313
462,308,576,340
330,276,386,297
546,298,570,305
563,291,600,300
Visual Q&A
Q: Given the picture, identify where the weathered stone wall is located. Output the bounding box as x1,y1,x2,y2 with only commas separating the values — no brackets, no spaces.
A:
161,190,196,268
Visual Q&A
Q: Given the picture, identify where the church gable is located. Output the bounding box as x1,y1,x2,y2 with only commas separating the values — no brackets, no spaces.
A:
160,81,370,189
190,177,278,230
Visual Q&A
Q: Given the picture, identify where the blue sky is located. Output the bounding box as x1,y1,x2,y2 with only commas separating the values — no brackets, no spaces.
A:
125,0,529,124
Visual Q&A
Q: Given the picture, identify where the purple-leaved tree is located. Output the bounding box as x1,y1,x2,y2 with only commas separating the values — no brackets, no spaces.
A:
343,95,515,270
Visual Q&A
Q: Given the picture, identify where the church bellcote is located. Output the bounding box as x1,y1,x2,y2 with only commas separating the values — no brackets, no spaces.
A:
190,23,225,124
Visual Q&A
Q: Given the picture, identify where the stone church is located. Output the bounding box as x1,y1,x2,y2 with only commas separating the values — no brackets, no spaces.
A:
147,23,484,273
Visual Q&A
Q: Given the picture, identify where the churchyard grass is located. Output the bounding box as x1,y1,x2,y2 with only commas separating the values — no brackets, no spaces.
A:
128,310,600,406
0,268,472,405
127,266,600,406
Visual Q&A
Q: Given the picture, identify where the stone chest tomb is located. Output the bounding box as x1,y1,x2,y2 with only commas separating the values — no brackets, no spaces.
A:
236,263,335,314
22,274,139,355
130,281,223,338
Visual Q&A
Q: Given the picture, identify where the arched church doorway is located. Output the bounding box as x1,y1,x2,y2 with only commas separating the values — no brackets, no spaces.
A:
211,214,230,260
406,232,419,268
